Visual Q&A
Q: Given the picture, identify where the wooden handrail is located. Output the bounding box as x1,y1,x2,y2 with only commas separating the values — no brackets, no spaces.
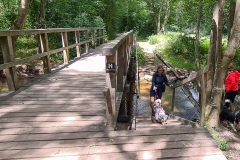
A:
0,27,104,91
102,30,134,129
171,64,213,127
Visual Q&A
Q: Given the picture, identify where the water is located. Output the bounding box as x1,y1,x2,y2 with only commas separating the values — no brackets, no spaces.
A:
133,80,199,121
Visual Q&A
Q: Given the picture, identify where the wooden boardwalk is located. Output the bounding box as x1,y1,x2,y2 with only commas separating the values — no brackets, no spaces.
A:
0,45,227,159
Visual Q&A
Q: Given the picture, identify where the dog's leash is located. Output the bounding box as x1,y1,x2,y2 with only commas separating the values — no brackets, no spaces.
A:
154,88,159,99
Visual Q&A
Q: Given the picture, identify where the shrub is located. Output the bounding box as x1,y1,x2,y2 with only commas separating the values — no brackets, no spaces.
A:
132,46,146,64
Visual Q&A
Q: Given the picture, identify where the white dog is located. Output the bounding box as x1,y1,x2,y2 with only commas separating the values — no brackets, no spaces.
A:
153,99,168,125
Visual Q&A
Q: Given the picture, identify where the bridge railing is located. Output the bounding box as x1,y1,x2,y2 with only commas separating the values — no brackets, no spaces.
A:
0,27,104,91
102,30,134,128
171,64,212,127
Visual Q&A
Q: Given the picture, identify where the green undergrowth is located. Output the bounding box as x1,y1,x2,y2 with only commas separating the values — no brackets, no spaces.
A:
132,46,146,65
148,32,240,70
204,125,229,151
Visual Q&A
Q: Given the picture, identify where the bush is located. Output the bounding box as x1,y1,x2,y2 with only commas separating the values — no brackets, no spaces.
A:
132,46,146,64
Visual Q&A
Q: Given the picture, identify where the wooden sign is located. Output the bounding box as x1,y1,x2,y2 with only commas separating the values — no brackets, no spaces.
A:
106,62,115,73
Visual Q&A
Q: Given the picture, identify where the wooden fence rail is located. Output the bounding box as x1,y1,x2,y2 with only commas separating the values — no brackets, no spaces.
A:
102,30,134,128
0,27,104,91
171,64,212,127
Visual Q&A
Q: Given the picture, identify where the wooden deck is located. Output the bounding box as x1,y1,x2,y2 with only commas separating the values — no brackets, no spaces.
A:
0,45,227,159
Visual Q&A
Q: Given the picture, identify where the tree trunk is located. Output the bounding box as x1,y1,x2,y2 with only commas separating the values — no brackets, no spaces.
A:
205,0,225,127
207,0,240,128
195,0,202,71
10,0,31,47
205,19,217,118
156,0,163,34
228,0,236,41
160,0,170,33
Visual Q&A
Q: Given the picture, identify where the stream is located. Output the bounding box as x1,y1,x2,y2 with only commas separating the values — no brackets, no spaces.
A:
133,80,199,121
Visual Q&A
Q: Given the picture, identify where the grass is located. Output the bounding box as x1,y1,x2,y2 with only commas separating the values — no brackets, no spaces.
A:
204,124,229,151
149,32,240,70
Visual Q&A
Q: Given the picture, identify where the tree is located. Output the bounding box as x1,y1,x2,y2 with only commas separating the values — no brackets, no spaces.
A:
206,0,240,127
10,0,31,46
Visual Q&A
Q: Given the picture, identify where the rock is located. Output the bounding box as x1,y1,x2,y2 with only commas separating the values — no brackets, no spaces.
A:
144,75,152,82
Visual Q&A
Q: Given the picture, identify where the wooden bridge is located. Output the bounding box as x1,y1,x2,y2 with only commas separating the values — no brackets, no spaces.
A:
0,28,227,159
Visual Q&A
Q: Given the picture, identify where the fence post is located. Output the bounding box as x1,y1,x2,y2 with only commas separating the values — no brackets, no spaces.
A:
61,32,69,64
40,33,51,74
97,29,100,46
100,29,104,44
75,30,81,57
105,54,116,127
91,30,95,49
0,36,19,91
117,45,124,92
171,88,176,114
85,30,89,53
200,72,207,127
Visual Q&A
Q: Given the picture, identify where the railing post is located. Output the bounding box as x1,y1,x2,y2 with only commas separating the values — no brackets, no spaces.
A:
123,40,128,76
75,30,81,57
91,30,95,49
85,30,89,53
100,29,104,44
61,32,69,64
97,29,100,46
171,88,176,114
200,72,207,127
105,54,116,127
117,44,124,92
0,36,19,91
40,33,51,74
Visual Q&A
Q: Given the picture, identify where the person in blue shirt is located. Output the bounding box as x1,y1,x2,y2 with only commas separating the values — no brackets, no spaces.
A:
150,65,172,119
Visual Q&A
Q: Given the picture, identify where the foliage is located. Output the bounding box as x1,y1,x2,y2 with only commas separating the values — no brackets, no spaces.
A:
151,32,209,69
132,46,146,65
205,125,229,151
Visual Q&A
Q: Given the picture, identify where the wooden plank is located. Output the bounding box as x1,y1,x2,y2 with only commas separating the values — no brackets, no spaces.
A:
0,134,214,150
0,125,113,135
0,142,223,160
0,115,105,123
0,105,105,112
0,112,105,118
86,148,225,160
0,130,212,142
0,120,105,130
102,30,133,56
103,87,113,114
0,27,104,36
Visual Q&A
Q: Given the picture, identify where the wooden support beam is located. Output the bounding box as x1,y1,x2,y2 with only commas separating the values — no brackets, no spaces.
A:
103,87,113,114
117,44,124,92
200,72,207,127
171,88,176,114
97,29,100,46
0,36,19,91
75,31,81,57
100,29,104,44
91,30,95,49
40,33,51,74
61,32,69,64
84,30,89,53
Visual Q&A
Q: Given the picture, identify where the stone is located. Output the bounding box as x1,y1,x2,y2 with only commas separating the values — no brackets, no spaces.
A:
144,75,152,82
